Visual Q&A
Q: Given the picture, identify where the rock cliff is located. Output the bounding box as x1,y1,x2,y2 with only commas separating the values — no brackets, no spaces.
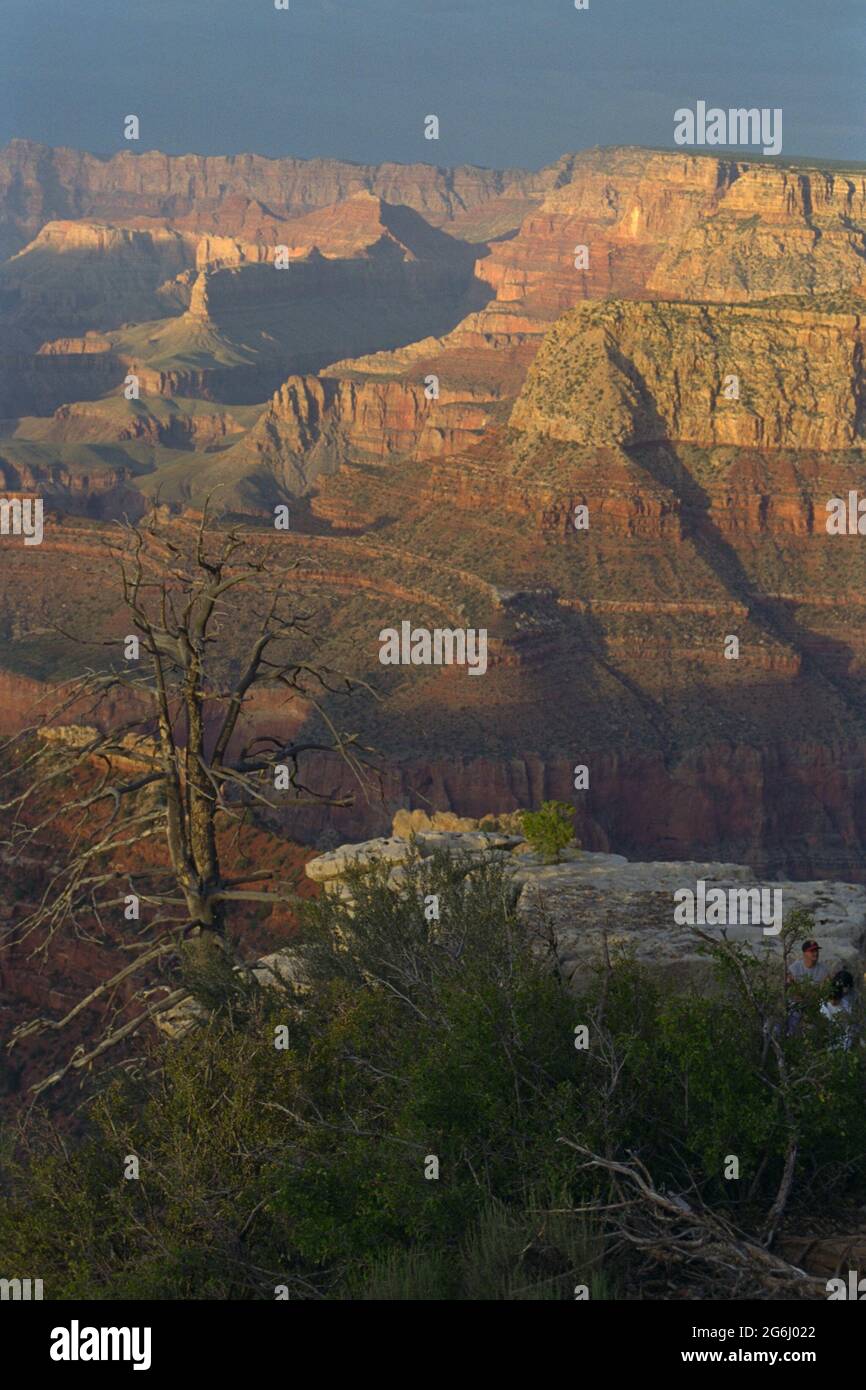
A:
301,814,866,986
0,138,552,257
255,148,866,482
510,301,866,452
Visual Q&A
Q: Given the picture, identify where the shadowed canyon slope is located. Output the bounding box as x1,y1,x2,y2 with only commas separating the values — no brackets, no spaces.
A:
3,143,866,876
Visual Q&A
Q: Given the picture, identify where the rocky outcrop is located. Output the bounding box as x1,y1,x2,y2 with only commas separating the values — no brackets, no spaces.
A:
147,813,866,1046
510,301,866,452
233,371,498,497
302,817,866,986
516,862,866,985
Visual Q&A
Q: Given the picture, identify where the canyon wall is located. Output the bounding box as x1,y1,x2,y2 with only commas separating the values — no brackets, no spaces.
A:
5,146,866,880
254,149,866,480
0,139,554,256
510,301,866,451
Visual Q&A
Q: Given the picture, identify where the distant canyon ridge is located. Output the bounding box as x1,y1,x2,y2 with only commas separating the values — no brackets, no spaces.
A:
2,139,866,877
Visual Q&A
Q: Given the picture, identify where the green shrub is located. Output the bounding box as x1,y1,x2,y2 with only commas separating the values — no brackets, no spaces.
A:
342,1196,607,1301
1,854,864,1300
520,801,577,863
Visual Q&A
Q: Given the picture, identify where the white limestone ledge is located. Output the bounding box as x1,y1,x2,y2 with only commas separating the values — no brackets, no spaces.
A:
304,821,866,987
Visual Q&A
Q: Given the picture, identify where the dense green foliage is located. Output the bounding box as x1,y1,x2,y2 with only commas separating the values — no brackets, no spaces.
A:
1,854,864,1300
519,801,577,863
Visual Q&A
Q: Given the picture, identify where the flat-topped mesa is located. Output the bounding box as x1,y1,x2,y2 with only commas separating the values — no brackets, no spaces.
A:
256,192,477,263
0,220,197,318
4,218,195,272
191,193,479,271
510,300,866,453
0,219,197,351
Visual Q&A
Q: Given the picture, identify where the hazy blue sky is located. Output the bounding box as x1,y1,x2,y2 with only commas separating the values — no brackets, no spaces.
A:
2,0,863,169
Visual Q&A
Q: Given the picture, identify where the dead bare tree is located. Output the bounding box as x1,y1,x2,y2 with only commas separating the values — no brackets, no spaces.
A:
0,502,378,1093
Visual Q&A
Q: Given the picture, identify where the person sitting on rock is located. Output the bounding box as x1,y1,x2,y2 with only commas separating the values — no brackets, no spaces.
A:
820,969,856,1051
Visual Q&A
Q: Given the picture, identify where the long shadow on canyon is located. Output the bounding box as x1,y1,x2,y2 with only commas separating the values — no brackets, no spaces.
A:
631,439,866,721
603,345,866,718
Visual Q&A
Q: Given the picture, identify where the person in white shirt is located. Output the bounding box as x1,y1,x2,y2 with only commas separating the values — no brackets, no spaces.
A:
820,970,856,1051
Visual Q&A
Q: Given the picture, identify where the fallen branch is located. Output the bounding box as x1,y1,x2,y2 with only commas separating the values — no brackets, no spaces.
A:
558,1140,827,1300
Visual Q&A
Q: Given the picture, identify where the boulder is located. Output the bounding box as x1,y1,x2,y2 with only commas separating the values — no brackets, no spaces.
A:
518,868,866,985
155,947,306,1039
304,836,413,881
249,950,309,993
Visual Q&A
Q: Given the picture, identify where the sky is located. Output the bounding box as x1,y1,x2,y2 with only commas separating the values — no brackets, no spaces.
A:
1,0,863,170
